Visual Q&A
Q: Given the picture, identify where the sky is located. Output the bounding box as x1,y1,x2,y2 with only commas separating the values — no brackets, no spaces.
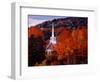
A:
28,15,66,27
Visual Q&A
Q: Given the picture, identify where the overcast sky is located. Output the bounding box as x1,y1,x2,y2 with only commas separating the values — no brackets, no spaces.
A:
28,15,66,27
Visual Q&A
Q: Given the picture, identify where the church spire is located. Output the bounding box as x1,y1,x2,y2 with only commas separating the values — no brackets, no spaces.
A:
49,23,57,44
52,23,54,37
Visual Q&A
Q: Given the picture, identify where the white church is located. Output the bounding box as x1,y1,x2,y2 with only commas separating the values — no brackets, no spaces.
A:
45,23,57,56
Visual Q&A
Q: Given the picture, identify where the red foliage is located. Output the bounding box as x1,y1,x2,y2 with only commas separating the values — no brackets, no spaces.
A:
28,26,43,38
28,26,88,58
54,26,88,57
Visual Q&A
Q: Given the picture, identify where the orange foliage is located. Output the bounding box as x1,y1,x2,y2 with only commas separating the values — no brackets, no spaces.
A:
54,27,87,56
54,42,66,56
28,26,43,38
28,26,87,57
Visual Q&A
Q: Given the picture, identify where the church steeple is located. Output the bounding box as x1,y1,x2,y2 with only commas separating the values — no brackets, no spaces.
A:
50,23,57,44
